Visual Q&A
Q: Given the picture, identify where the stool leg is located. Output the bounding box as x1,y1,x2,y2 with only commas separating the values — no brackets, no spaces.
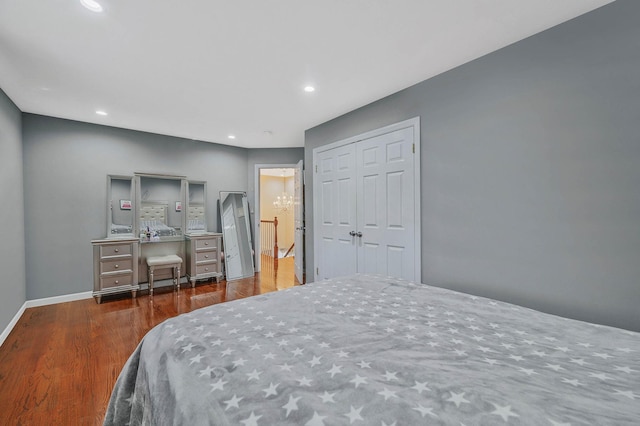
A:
171,266,176,291
176,266,181,291
149,266,154,296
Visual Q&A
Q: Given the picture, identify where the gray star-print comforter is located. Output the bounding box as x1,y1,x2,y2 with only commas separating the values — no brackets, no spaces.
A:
104,274,640,425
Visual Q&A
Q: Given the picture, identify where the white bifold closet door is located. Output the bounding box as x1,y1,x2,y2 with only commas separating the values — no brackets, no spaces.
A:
315,125,416,281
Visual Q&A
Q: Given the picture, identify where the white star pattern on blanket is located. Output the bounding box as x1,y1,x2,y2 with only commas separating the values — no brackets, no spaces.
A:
105,274,640,425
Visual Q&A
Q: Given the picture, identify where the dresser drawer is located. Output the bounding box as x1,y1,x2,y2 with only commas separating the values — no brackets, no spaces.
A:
92,237,139,303
196,251,218,263
195,238,218,250
196,263,219,275
100,273,133,289
101,258,133,274
101,243,132,257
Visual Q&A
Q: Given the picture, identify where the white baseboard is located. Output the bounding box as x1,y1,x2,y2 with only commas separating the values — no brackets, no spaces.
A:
1,291,93,348
25,291,93,309
0,302,27,348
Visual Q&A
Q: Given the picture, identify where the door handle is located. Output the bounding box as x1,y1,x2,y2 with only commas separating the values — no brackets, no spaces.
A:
356,232,363,238
349,231,356,237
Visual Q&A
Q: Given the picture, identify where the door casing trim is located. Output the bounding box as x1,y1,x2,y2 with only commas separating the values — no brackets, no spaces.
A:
312,117,421,281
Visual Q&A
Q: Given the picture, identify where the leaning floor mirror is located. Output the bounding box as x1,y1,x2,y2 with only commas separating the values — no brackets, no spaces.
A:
219,191,255,281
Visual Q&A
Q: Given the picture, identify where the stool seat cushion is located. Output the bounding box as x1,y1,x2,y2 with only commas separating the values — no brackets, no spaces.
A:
147,255,183,267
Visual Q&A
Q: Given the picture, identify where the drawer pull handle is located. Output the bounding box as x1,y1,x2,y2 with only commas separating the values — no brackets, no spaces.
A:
205,267,209,271
115,280,119,284
114,264,119,269
204,255,209,258
204,242,209,246
114,248,119,253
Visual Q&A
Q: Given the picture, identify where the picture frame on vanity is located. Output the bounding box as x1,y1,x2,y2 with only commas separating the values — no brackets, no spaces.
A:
120,199,132,210
175,201,182,212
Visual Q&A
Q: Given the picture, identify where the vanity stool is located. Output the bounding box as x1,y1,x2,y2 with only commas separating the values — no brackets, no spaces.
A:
146,255,183,296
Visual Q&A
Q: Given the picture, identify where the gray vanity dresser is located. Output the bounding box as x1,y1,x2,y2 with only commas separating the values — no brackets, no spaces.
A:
92,176,140,303
92,174,224,303
185,233,223,285
92,236,140,304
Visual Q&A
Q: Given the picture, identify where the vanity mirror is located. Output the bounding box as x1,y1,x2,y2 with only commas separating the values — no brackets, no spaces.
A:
186,181,207,234
135,174,186,242
107,175,134,238
219,191,255,280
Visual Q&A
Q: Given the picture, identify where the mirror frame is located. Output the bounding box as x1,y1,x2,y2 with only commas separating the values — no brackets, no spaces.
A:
219,191,255,280
185,180,207,234
106,175,135,239
134,173,186,243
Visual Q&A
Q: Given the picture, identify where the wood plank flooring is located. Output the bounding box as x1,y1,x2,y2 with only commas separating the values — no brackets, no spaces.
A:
0,256,298,425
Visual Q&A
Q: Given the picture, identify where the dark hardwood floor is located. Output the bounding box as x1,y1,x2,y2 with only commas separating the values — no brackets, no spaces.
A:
0,256,299,425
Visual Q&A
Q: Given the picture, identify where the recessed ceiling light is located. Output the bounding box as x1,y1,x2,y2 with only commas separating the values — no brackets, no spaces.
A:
81,0,103,12
96,110,108,116
228,134,236,139
304,86,315,93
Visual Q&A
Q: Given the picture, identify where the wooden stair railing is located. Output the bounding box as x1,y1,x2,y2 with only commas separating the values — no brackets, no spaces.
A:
284,242,294,258
260,216,279,270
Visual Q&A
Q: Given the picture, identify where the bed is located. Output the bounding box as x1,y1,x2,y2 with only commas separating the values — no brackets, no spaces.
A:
104,274,640,425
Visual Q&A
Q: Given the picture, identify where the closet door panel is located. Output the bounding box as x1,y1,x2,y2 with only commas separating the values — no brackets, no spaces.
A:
386,171,405,229
387,245,405,278
361,241,383,275
360,169,384,275
338,178,352,225
362,175,380,227
356,127,416,280
316,144,357,280
320,180,334,226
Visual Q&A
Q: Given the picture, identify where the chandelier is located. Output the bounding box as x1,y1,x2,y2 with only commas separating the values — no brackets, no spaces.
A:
273,192,294,213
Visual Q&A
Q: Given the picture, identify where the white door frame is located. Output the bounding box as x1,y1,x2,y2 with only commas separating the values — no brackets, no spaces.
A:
312,117,421,281
293,160,305,284
254,163,299,272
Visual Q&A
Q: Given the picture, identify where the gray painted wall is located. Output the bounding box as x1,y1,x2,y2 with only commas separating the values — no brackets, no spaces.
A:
0,89,26,334
22,114,251,300
304,1,640,331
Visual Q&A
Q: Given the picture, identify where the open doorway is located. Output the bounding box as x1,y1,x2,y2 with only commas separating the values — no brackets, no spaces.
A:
256,164,304,287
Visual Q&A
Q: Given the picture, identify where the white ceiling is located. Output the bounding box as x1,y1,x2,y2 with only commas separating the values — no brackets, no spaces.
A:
261,168,295,178
0,0,613,148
